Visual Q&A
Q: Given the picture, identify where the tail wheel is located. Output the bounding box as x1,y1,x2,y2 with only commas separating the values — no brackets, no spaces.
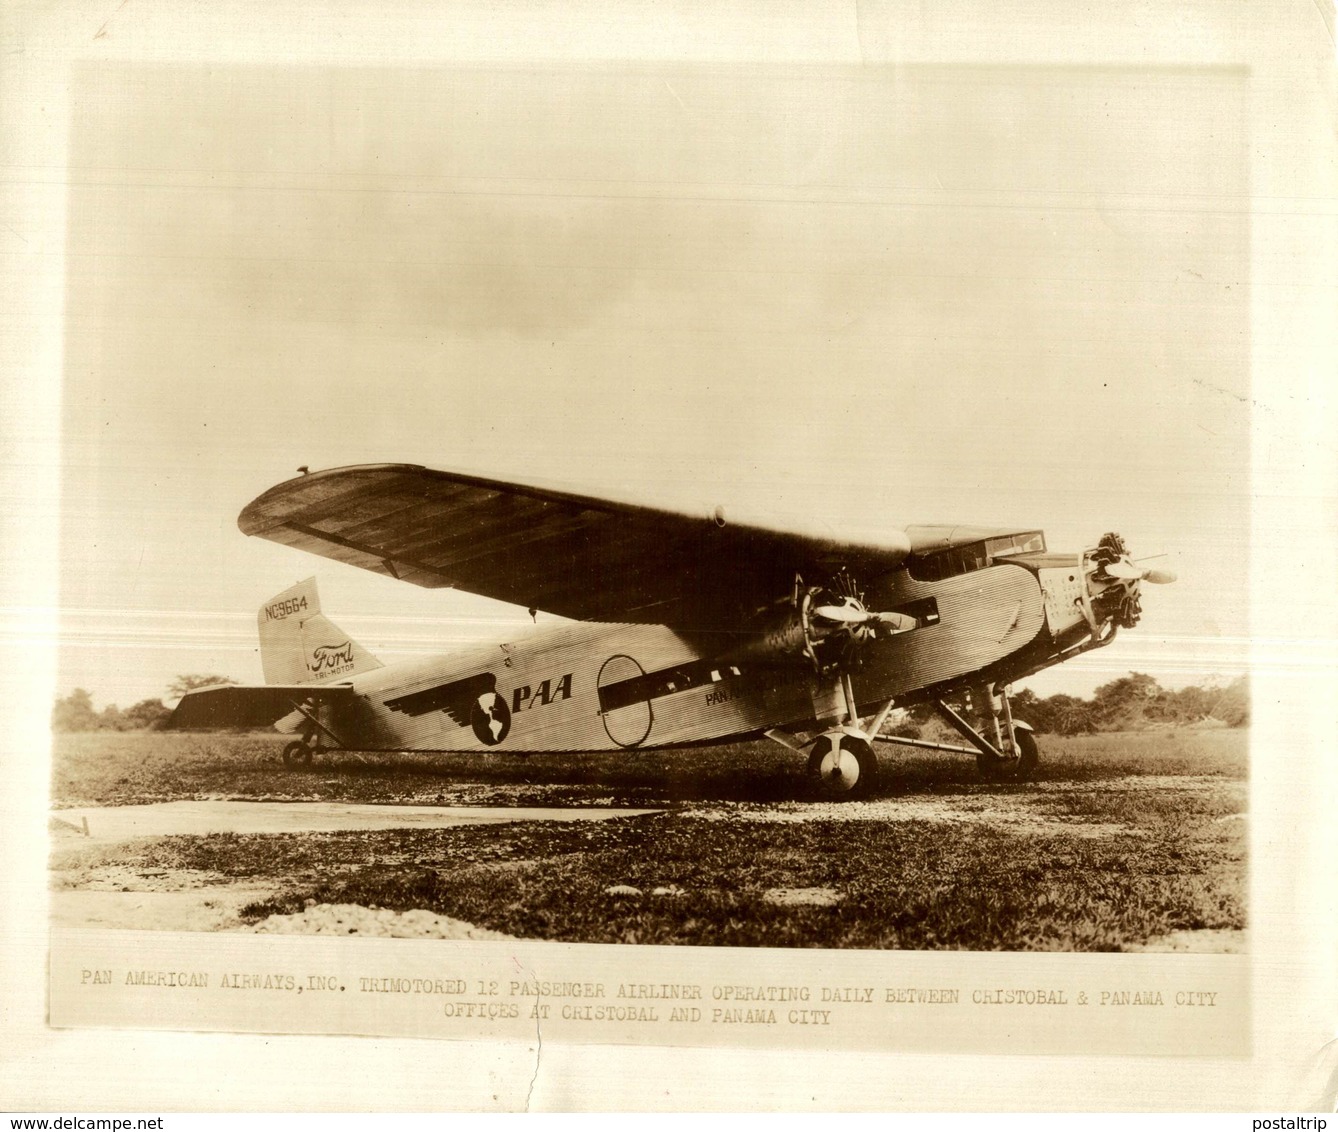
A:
807,731,878,801
282,740,313,768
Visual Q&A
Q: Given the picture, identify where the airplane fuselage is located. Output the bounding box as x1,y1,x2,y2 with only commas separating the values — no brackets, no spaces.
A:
310,552,1089,753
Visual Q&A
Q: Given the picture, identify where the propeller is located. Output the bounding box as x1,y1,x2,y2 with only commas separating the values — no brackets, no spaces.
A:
1087,535,1175,631
810,591,918,641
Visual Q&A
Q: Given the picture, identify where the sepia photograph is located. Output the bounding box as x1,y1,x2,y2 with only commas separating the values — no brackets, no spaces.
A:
4,0,1335,1114
47,56,1252,954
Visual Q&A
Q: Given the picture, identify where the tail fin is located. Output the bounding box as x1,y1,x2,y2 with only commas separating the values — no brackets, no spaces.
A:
257,577,383,685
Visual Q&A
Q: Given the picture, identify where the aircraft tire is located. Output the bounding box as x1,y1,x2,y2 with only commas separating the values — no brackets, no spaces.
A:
282,740,312,769
976,726,1039,783
807,734,878,801
849,741,879,799
1013,726,1040,780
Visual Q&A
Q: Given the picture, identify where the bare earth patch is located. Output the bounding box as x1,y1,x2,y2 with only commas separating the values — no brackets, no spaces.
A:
685,795,1132,840
51,863,230,892
49,861,511,938
49,856,275,931
49,883,273,932
765,887,841,907
251,903,513,940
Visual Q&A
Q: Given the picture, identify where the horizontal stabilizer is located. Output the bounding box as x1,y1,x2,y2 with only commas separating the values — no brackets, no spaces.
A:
166,683,355,731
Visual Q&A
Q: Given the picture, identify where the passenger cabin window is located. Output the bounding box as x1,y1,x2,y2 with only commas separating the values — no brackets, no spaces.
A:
907,531,1045,583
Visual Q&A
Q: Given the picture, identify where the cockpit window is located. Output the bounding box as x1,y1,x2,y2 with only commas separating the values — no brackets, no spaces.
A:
908,543,987,582
907,531,1045,583
985,531,1046,558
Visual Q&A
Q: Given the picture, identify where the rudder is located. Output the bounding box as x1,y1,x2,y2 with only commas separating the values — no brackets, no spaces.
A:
257,577,383,684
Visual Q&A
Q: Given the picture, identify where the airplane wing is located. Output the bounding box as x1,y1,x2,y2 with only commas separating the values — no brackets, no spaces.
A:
165,682,356,730
239,464,914,632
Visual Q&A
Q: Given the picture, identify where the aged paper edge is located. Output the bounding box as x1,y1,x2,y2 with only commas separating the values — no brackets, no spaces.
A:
50,927,1250,1059
3,0,1335,1113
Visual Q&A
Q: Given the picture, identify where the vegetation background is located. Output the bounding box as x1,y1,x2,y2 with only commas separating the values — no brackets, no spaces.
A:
52,671,1249,736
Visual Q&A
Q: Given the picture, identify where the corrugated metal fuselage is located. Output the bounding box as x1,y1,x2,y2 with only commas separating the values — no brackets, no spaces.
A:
313,560,1056,753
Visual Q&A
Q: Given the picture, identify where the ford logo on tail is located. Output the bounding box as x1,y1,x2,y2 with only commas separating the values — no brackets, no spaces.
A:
310,642,354,672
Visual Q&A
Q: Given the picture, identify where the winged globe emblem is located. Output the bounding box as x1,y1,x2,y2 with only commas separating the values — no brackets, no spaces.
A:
383,672,511,746
469,689,511,746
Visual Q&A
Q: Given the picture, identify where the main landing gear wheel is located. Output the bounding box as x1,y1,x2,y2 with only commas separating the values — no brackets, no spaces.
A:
282,739,313,768
807,730,878,800
1014,727,1039,780
975,725,1039,783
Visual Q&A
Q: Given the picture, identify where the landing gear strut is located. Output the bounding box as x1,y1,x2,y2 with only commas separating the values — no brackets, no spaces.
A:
770,677,1040,793
932,685,1039,782
281,734,318,768
802,672,881,800
280,698,339,769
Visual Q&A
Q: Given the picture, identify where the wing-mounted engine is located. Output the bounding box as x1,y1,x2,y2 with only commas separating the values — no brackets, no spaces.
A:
728,570,918,801
724,570,917,674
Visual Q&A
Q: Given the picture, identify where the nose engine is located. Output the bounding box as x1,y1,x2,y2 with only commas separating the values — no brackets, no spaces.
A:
1087,532,1176,630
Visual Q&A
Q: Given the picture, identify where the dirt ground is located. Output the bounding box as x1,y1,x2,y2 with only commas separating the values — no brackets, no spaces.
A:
49,728,1248,950
47,801,653,935
52,799,661,844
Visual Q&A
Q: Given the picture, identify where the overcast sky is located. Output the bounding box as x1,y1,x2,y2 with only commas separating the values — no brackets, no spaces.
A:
57,62,1249,707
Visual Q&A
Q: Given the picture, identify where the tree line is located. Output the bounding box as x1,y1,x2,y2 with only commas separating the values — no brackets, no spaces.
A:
52,670,1247,735
51,675,236,733
901,671,1248,737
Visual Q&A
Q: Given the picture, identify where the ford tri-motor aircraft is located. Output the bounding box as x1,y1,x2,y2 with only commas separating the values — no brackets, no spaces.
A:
169,463,1174,798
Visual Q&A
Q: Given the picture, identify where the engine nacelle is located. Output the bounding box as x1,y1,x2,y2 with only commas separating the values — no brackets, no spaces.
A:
721,606,816,667
723,584,917,671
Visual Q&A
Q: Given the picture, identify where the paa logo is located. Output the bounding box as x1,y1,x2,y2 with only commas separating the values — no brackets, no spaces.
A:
510,674,573,713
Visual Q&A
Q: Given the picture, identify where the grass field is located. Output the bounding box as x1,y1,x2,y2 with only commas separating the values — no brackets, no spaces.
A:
52,726,1246,806
49,727,1247,950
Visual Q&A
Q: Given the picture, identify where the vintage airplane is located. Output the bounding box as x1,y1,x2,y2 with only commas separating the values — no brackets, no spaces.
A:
168,463,1174,798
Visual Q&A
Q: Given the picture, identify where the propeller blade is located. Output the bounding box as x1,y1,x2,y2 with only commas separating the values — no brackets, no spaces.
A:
1101,558,1177,584
1101,560,1146,580
812,603,868,624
